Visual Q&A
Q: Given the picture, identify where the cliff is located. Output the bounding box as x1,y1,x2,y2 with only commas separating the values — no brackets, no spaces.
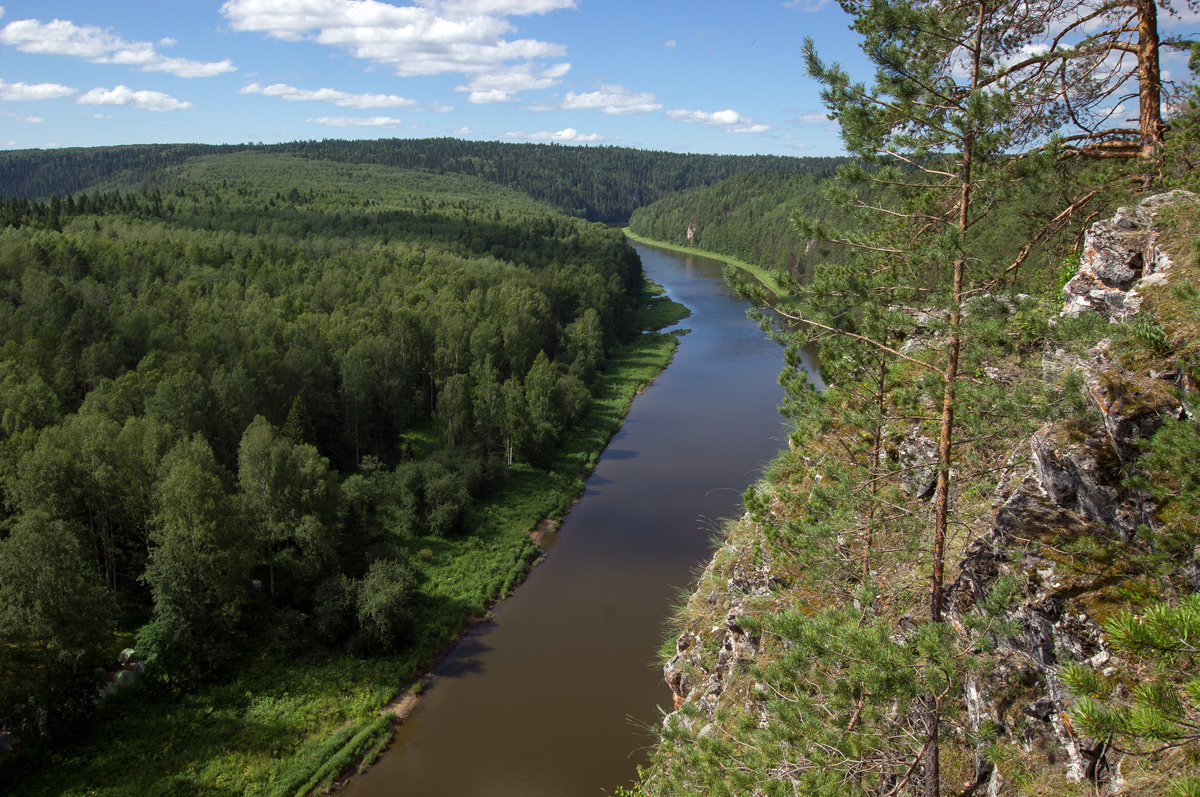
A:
632,192,1200,796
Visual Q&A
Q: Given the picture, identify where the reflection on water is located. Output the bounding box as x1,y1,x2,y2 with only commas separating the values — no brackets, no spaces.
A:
342,242,814,797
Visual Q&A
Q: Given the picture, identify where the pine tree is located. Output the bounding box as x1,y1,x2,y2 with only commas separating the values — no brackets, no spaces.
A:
796,0,1116,791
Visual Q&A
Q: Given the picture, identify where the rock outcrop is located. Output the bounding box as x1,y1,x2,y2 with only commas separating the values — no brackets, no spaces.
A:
663,535,778,733
655,192,1198,795
1061,189,1195,321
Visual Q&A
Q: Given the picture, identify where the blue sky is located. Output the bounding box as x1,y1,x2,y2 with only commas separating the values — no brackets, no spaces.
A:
0,1,866,156
1,1,1196,157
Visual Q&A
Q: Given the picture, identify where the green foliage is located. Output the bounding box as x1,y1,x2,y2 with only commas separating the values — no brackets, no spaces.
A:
0,510,112,743
140,435,249,685
0,138,831,225
1133,314,1173,354
354,559,416,653
628,169,845,281
1064,595,1200,793
0,147,671,786
1127,418,1200,561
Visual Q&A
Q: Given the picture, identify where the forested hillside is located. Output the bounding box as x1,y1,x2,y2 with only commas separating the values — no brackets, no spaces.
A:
627,171,840,281
0,138,843,225
0,151,687,794
625,0,1200,795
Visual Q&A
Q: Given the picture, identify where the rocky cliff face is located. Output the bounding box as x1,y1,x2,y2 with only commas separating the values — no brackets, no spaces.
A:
648,192,1199,796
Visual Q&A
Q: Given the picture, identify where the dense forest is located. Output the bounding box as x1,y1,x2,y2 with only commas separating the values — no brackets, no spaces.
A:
0,138,844,225
0,150,692,793
628,170,842,281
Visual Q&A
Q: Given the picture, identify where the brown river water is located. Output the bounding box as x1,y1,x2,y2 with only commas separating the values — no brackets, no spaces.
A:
340,241,818,796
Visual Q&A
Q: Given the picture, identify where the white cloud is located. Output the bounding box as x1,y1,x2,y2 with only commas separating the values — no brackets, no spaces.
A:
560,84,660,115
664,39,676,48
0,78,75,101
441,0,575,16
505,126,602,142
4,111,42,123
782,0,831,10
454,125,474,135
795,111,837,130
307,115,404,127
77,85,193,112
665,108,771,133
457,61,570,103
240,81,415,108
0,17,235,77
221,0,572,99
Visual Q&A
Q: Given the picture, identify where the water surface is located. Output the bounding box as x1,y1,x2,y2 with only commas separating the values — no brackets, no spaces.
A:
343,242,814,796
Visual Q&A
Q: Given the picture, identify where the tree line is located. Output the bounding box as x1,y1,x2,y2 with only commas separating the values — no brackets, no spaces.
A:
0,138,846,225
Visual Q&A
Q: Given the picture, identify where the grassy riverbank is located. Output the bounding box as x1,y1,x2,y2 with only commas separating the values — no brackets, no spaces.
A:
623,228,789,299
2,282,689,797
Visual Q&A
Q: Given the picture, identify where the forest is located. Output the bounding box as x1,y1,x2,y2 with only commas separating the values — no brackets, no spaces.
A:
4,0,1200,790
0,138,845,226
0,150,694,793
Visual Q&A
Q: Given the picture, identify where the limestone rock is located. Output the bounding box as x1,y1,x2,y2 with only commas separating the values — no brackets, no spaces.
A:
1062,190,1196,321
1029,422,1153,540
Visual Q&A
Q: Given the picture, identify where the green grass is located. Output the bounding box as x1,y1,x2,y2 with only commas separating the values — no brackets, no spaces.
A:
1,281,683,797
638,278,691,330
623,228,791,299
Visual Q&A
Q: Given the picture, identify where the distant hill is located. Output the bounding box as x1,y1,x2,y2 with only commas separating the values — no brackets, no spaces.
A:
0,138,846,224
628,170,847,281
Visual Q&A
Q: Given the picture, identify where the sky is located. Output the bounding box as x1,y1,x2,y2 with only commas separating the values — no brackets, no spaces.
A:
0,1,1196,157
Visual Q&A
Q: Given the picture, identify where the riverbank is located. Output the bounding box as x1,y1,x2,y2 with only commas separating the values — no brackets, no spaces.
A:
2,281,690,797
332,240,793,797
622,228,789,299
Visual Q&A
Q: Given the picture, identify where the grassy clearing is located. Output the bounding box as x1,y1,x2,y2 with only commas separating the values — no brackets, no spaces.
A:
2,280,683,797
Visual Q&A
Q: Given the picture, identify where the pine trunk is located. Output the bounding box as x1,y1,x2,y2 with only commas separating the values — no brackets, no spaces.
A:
1136,0,1164,164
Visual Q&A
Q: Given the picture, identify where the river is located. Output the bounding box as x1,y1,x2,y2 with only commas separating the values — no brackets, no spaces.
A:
340,241,816,796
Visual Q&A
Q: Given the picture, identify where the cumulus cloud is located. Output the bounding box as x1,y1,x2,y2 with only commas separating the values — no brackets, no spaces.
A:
240,82,415,108
440,0,575,16
0,78,75,101
560,84,660,115
221,0,572,99
307,115,404,127
665,108,771,133
457,60,570,103
0,17,234,77
505,127,602,143
77,85,193,112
